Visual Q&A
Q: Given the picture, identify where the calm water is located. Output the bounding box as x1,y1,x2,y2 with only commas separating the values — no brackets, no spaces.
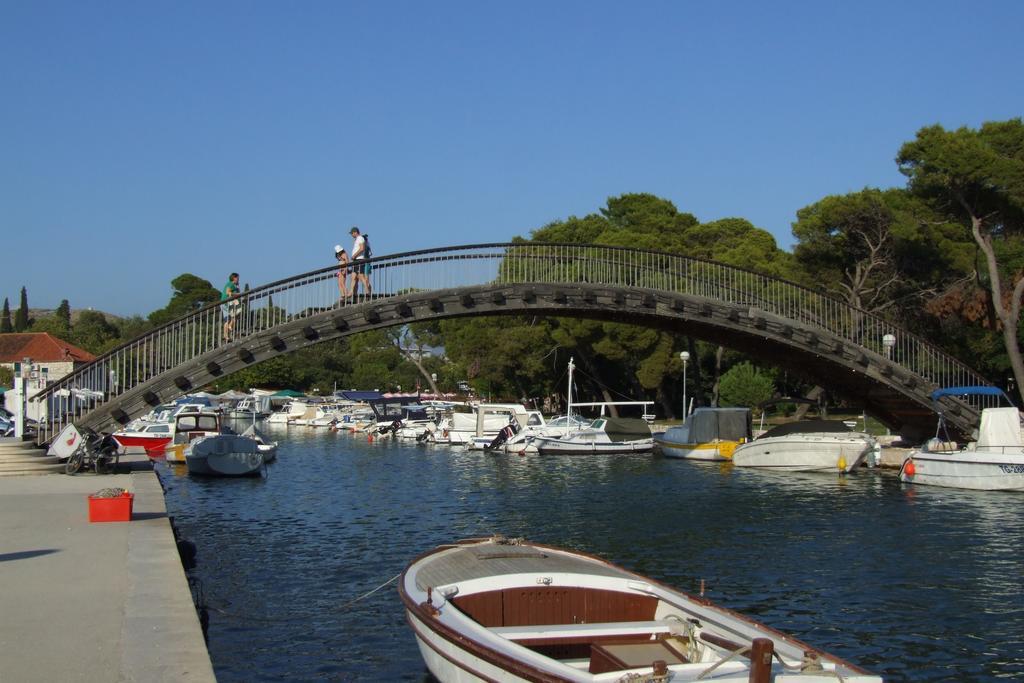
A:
158,426,1024,682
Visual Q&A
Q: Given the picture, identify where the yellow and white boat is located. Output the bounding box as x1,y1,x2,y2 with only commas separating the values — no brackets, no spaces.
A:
655,407,751,460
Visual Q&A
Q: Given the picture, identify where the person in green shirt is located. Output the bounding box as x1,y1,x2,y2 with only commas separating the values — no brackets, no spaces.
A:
221,272,240,342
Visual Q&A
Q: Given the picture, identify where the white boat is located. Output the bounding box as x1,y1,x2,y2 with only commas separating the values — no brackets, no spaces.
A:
184,434,264,477
241,424,278,463
731,420,876,473
447,403,534,446
901,389,1024,490
229,395,272,420
533,416,654,455
465,406,548,451
400,536,882,683
165,411,226,463
267,399,309,425
655,407,752,461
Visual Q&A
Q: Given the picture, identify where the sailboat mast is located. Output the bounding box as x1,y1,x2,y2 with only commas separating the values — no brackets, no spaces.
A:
567,357,574,429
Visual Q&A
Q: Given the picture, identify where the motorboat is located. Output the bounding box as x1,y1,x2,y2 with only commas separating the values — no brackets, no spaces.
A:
112,421,175,455
165,411,226,463
533,417,654,455
900,386,1024,490
448,403,536,446
111,401,211,455
655,407,752,461
465,406,547,451
229,395,272,420
400,536,882,683
241,423,278,463
267,399,309,424
730,420,876,473
184,434,264,477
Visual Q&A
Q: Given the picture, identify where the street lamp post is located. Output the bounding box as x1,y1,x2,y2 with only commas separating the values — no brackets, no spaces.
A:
882,334,896,361
680,351,690,422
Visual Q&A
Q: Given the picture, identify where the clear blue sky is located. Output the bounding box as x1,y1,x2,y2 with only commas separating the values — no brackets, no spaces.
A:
3,1,1022,317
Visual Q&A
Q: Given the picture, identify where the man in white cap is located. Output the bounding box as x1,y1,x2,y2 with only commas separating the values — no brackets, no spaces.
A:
349,226,372,298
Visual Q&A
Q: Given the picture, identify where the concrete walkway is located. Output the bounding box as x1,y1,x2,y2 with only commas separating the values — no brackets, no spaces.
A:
0,455,216,682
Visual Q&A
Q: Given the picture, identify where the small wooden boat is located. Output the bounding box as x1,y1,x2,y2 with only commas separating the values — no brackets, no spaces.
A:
400,537,881,682
184,434,264,477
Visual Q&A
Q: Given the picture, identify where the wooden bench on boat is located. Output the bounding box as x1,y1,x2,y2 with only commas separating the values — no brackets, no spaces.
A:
491,620,695,673
492,620,673,644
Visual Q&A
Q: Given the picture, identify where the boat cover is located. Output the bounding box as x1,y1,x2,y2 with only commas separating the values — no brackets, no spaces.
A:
930,386,1008,400
976,407,1022,448
757,419,854,439
687,408,752,442
603,417,653,442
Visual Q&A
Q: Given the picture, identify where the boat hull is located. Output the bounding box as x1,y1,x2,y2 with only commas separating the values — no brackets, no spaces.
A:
731,434,873,472
111,433,172,454
185,435,264,477
900,451,1024,490
534,437,654,455
655,437,739,461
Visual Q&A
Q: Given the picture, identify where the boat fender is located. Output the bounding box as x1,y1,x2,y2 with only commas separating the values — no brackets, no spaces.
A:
837,456,847,471
903,459,915,477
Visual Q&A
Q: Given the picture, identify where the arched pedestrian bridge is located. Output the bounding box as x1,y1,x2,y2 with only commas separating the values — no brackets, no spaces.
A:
33,243,995,442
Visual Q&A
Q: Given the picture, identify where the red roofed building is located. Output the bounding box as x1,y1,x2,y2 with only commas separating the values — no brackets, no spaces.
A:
1,332,96,385
1,333,97,419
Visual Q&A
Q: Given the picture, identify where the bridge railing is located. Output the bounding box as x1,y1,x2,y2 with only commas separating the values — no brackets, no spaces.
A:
32,243,991,443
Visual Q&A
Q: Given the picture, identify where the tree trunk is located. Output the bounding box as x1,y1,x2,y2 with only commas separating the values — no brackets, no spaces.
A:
971,215,1024,405
396,346,439,395
711,345,725,407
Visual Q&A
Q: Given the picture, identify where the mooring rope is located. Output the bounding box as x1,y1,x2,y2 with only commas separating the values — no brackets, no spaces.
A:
199,572,402,624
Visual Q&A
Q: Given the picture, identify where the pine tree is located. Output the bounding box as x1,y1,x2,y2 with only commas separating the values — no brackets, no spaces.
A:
0,298,11,333
13,287,29,332
55,299,71,334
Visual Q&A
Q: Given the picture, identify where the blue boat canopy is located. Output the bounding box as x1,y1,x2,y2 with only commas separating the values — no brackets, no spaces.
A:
335,390,383,402
930,386,1008,400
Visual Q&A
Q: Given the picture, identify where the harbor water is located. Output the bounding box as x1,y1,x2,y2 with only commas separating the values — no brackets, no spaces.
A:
158,426,1024,682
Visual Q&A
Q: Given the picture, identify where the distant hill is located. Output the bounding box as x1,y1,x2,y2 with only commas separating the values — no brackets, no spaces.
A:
28,308,123,323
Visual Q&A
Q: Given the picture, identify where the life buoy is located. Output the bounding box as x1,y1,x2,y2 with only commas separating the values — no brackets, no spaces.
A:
903,459,916,477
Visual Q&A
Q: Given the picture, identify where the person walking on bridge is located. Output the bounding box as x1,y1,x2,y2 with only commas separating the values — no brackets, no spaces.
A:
335,245,350,299
221,272,241,343
348,226,372,298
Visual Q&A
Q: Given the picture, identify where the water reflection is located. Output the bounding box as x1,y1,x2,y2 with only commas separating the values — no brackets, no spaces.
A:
159,430,1024,682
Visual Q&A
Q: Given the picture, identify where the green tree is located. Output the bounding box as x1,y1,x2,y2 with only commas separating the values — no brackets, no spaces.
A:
683,217,795,278
72,311,121,354
0,365,13,387
14,287,30,331
897,119,1024,402
792,189,968,313
148,274,220,326
718,362,775,409
29,314,70,339
115,315,152,345
440,316,556,402
1,298,13,333
55,299,71,331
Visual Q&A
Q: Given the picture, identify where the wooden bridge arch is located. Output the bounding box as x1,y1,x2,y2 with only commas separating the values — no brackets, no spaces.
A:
33,243,994,441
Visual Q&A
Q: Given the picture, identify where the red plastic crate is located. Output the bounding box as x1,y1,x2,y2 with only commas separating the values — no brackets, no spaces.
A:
88,492,134,523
